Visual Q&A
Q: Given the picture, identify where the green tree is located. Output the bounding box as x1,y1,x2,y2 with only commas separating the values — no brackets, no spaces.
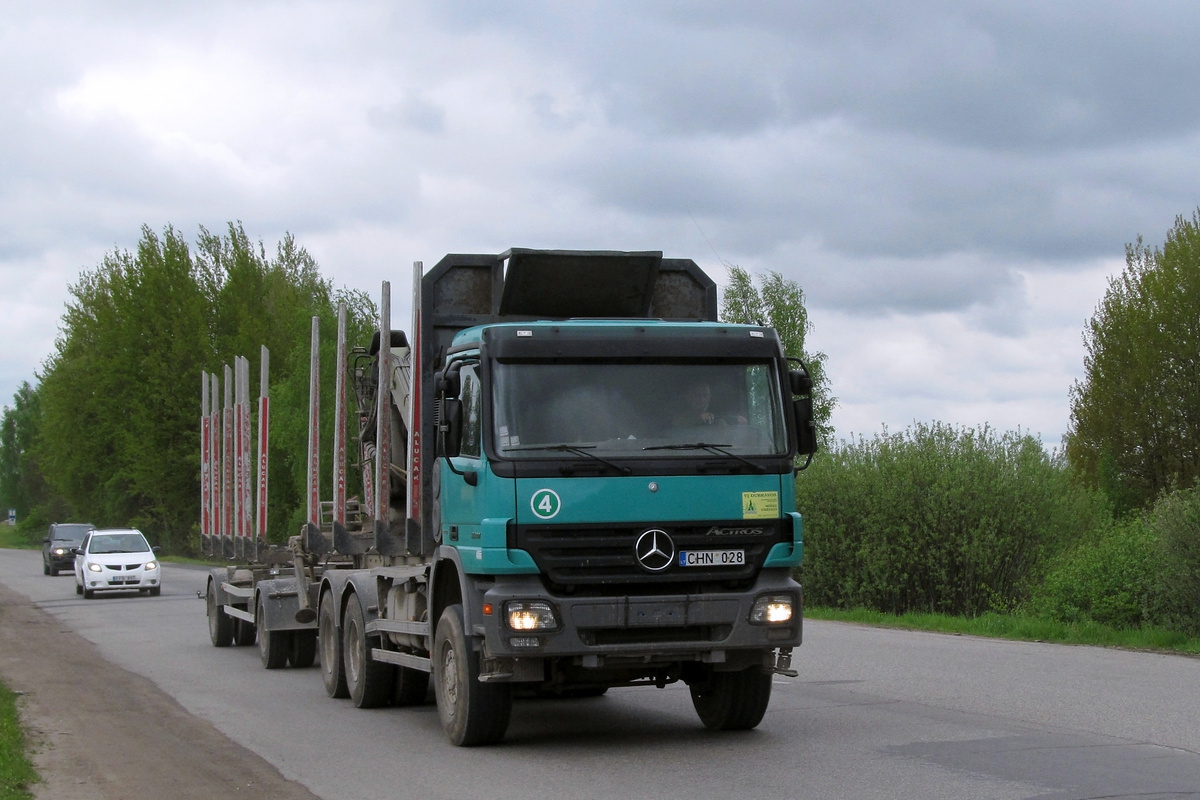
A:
0,382,54,539
720,265,835,446
1067,210,1200,513
33,222,376,554
38,225,213,552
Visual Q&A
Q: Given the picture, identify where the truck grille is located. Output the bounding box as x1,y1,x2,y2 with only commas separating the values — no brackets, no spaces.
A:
509,519,787,590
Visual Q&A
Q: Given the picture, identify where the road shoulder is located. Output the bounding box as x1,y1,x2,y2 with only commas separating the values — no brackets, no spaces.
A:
0,582,322,800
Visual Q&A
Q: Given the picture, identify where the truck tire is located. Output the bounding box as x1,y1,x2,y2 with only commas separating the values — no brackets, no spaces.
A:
393,666,430,707
258,595,290,669
689,666,773,731
432,604,512,746
290,629,317,669
318,593,349,698
343,592,392,708
234,615,257,647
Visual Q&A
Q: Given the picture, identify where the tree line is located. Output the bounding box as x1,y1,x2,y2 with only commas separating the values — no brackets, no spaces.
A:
2,216,1198,637
0,223,374,554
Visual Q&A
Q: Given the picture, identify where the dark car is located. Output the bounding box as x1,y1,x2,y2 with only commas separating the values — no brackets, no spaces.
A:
42,523,95,576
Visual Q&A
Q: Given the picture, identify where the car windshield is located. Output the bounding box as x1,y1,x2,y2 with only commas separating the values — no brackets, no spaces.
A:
493,360,788,458
88,533,150,554
53,525,92,543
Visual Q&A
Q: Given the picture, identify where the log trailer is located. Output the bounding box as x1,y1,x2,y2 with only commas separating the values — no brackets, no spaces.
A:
201,248,817,745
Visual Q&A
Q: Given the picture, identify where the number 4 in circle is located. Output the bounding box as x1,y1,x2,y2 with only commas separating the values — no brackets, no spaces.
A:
531,489,561,519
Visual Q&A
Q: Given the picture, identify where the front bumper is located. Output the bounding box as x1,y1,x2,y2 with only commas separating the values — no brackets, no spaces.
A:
475,569,802,665
83,570,160,591
48,555,75,571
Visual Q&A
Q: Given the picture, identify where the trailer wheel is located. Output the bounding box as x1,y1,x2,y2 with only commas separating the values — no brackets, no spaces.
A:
343,592,392,708
689,666,773,731
258,595,290,669
318,593,349,698
290,630,317,669
432,604,512,746
207,580,234,647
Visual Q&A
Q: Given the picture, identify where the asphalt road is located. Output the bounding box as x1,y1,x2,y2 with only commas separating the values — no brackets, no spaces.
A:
2,548,1199,800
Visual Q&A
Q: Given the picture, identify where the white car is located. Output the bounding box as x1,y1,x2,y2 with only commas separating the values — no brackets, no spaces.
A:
74,528,162,598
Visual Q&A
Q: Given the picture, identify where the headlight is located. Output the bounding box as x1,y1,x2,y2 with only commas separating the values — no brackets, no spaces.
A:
505,601,559,631
144,561,158,571
53,548,66,556
87,562,103,573
749,594,795,625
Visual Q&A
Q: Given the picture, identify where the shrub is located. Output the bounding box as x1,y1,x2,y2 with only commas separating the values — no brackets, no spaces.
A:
1146,486,1200,633
1027,515,1165,628
796,422,1106,616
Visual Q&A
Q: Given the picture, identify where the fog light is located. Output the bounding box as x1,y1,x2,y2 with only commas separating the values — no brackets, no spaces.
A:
506,601,558,631
750,594,794,625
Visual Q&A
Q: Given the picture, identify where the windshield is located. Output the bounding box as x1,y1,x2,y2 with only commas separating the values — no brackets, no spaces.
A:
88,533,150,554
492,361,787,459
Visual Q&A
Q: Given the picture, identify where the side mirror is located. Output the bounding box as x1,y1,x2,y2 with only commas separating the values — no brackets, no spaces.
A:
437,397,464,459
788,366,817,459
70,547,80,555
152,546,162,554
789,368,813,395
435,364,465,459
793,396,817,458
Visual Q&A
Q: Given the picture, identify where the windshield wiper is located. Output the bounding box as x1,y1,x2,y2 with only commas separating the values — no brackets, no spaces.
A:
506,444,632,476
642,442,767,473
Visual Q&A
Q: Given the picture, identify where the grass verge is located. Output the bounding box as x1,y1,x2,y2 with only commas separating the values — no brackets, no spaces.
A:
0,683,37,800
806,606,1200,656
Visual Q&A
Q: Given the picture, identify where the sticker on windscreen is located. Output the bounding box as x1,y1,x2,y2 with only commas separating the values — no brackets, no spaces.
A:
531,488,562,519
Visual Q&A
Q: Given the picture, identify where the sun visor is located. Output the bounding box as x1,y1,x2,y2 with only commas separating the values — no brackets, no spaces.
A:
498,249,663,318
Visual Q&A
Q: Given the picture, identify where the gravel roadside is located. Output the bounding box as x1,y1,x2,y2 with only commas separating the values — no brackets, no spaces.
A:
0,582,321,800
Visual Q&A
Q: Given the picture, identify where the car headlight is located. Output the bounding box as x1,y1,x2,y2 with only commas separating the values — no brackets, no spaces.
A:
53,548,66,556
144,561,158,571
505,600,559,631
749,593,795,625
87,562,103,573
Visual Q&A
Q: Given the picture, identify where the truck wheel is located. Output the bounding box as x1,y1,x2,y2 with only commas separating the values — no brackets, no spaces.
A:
258,595,290,669
689,666,773,731
393,666,430,706
290,630,317,669
318,593,349,698
432,604,512,746
343,592,392,708
234,615,257,646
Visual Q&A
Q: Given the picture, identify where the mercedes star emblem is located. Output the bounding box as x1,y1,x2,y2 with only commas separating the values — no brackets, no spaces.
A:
635,529,675,572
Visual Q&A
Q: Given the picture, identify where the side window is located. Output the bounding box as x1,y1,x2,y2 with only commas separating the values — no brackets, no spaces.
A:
460,365,481,458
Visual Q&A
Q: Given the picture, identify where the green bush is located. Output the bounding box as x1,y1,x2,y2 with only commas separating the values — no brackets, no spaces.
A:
1145,486,1200,633
796,422,1106,616
1026,484,1200,633
1027,515,1165,628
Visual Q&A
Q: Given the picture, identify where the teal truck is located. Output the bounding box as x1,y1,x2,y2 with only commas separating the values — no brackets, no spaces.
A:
202,248,817,745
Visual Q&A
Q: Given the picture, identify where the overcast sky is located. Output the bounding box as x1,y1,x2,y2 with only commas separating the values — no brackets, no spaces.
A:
3,1,1197,449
